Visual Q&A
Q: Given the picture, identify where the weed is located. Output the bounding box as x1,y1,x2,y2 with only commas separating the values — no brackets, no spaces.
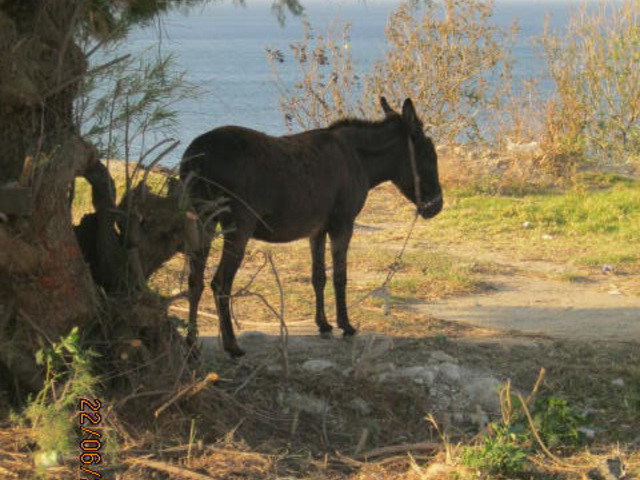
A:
538,0,640,169
532,396,587,449
460,378,587,476
21,328,111,468
460,423,529,475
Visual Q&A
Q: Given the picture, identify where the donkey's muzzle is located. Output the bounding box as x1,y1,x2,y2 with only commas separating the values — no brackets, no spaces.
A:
418,193,443,219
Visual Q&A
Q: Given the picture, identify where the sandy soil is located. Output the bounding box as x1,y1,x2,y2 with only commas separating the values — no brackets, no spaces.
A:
413,257,640,343
195,249,640,346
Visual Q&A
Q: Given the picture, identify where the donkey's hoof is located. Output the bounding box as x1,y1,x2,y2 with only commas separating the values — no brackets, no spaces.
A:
342,327,357,338
225,345,246,358
319,330,334,340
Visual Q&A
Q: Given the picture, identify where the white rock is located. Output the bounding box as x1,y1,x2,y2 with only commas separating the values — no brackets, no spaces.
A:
578,426,596,440
611,378,625,387
281,390,328,415
429,350,458,364
379,366,437,386
410,366,438,386
301,359,336,373
438,362,462,382
462,376,501,412
34,450,62,469
348,397,372,416
266,363,284,375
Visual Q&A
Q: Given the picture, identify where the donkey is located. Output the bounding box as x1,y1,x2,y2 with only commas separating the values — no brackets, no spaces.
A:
180,97,443,357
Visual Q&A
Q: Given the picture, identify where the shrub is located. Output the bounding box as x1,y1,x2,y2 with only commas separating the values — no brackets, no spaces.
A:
538,0,640,170
364,0,516,145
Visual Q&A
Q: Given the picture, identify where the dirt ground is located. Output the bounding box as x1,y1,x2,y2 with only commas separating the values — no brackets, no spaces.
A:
413,250,640,343
192,229,640,347
185,232,640,453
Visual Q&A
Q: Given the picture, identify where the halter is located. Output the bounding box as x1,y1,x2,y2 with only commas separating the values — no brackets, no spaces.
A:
407,134,442,213
407,135,422,207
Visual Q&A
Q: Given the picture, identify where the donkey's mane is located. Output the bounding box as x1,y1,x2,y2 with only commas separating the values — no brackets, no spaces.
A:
328,116,398,131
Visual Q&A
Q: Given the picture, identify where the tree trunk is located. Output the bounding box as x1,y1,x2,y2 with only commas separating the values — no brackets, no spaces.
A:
0,0,98,392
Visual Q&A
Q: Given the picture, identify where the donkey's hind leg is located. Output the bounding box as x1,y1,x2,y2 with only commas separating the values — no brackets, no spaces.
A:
186,231,214,348
310,232,333,338
329,225,357,337
212,229,251,357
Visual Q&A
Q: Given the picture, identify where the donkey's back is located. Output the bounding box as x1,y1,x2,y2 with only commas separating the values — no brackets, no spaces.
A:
180,125,368,242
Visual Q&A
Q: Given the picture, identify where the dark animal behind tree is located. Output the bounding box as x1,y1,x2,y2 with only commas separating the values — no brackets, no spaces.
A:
180,97,443,357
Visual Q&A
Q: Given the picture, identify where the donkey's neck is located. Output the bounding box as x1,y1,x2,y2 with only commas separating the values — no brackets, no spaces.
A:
336,121,407,189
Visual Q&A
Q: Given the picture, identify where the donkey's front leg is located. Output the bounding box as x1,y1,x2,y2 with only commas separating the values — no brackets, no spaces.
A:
310,232,333,338
329,226,356,337
211,230,250,357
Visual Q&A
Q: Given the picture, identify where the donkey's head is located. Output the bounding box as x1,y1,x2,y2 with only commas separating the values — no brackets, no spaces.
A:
381,97,443,219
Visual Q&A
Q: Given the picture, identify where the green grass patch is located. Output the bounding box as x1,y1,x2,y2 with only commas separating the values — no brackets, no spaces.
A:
434,180,640,271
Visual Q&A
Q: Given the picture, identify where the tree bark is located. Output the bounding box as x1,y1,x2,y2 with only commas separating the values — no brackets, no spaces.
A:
0,0,98,392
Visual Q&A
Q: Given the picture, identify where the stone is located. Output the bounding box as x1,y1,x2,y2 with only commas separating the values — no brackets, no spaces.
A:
378,366,436,386
348,397,372,416
429,350,458,364
301,359,336,373
438,362,462,382
280,389,328,415
462,376,501,412
578,426,596,440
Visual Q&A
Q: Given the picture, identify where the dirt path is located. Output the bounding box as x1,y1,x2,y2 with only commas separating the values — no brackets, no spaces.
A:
413,270,640,342
196,253,640,347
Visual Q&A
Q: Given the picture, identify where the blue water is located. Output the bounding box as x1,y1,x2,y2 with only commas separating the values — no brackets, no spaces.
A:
99,0,578,163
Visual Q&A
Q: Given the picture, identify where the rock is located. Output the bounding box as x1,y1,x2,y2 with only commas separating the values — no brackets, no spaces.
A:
301,359,336,373
378,366,437,386
468,406,490,430
578,426,596,440
266,363,284,375
279,390,328,415
588,457,625,480
611,378,625,387
348,397,372,416
462,376,501,412
34,450,62,469
238,331,272,350
438,362,462,382
429,350,457,364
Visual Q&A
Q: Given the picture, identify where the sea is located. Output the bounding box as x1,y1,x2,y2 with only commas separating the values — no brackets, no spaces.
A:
93,0,582,164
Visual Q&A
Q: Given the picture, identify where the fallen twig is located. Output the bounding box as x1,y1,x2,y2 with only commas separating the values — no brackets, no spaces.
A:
154,373,219,418
355,442,440,461
127,457,216,480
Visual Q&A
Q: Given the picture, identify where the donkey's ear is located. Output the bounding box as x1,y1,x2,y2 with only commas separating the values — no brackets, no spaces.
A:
402,98,419,126
380,96,395,116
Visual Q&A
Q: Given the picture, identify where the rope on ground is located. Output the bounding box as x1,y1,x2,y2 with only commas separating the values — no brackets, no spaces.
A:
348,210,421,314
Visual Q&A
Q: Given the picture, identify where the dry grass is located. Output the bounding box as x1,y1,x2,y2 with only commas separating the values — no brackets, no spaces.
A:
2,333,639,479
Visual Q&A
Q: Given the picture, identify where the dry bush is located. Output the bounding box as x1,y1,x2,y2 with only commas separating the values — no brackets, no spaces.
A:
267,20,361,132
538,0,640,171
269,0,515,147
363,0,516,146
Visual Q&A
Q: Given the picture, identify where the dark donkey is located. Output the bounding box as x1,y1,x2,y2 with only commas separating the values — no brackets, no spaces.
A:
181,97,443,357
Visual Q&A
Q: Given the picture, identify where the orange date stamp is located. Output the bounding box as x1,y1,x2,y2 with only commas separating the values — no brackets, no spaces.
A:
78,398,104,479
